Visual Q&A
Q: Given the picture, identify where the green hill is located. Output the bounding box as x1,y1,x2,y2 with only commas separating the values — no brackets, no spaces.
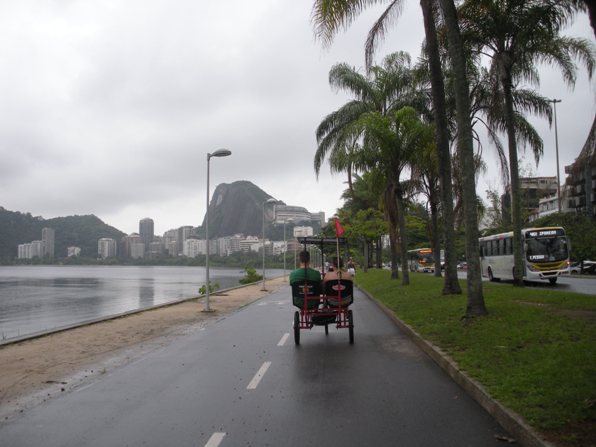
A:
0,207,125,260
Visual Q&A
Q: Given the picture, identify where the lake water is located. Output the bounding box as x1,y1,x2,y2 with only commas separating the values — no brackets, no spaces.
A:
0,265,281,341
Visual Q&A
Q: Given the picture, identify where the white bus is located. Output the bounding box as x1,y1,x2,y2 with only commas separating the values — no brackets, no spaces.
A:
479,227,570,285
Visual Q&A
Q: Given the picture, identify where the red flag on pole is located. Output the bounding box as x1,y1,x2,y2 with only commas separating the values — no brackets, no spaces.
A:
335,218,345,237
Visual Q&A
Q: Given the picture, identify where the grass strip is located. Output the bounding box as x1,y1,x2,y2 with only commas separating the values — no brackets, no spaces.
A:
355,270,596,442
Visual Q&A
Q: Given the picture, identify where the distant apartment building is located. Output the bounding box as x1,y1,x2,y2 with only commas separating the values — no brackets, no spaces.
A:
217,237,232,257
121,234,142,258
130,242,145,259
501,176,558,221
17,240,43,259
163,229,179,256
98,238,117,258
17,227,55,259
273,205,325,226
177,226,194,254
293,226,314,237
228,234,243,253
564,129,595,216
67,246,81,257
41,227,55,259
147,240,163,258
239,236,260,252
183,239,204,257
272,241,287,255
139,218,154,251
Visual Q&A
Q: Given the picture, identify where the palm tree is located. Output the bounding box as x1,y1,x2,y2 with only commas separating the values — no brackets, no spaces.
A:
353,107,435,284
458,0,595,286
409,127,442,277
314,52,416,179
312,0,464,295
435,0,487,316
312,0,488,316
315,52,418,280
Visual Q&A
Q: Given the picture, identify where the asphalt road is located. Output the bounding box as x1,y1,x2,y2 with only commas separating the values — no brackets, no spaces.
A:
457,270,596,295
0,285,510,447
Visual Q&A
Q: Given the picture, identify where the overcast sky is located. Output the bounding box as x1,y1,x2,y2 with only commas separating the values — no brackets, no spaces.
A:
1,1,594,235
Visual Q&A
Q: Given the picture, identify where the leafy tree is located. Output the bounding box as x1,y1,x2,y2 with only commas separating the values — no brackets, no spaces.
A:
355,107,435,284
342,208,388,272
435,0,488,317
312,0,463,295
458,0,595,287
311,0,486,315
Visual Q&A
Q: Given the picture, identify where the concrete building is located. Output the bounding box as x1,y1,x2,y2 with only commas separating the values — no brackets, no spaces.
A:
98,238,117,259
139,218,154,251
130,242,145,259
67,246,81,257
183,239,203,257
17,240,43,259
121,234,142,258
502,176,558,221
163,229,179,256
273,205,325,226
293,226,314,238
177,226,194,255
564,117,595,216
41,227,55,259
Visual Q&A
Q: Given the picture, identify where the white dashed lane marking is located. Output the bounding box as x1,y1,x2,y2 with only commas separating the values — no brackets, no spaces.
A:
277,333,289,346
204,432,226,447
247,361,271,390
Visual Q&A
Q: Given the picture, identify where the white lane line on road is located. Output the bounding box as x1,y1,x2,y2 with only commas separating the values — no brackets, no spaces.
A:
277,333,289,346
247,361,271,390
204,432,226,447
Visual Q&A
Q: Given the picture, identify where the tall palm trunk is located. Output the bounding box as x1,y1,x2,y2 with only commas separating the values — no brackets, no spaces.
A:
420,0,462,293
362,239,369,273
384,186,400,280
502,70,525,286
376,236,383,268
429,187,442,277
394,183,410,285
437,0,487,316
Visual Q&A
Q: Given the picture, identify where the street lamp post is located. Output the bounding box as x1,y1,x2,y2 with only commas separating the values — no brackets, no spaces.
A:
261,198,277,291
205,148,232,312
282,218,292,281
550,98,562,212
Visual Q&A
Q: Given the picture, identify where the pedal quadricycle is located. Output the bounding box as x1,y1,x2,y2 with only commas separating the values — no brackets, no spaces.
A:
290,237,354,345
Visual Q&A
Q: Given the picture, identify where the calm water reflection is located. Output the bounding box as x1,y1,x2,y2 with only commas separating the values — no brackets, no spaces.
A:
0,265,273,340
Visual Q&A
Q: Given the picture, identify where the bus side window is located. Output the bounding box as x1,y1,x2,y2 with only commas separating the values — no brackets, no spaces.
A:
506,237,513,255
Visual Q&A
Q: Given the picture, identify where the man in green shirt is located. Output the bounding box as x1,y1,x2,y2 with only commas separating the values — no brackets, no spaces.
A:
289,250,321,283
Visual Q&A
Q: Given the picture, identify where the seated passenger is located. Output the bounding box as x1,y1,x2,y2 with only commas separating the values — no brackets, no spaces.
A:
290,251,322,309
323,257,354,307
323,257,353,284
290,250,322,284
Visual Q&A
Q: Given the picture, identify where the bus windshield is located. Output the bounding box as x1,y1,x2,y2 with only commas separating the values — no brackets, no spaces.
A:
526,236,569,262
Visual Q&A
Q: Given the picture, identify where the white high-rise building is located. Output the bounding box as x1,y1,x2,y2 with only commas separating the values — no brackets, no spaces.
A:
183,239,203,257
139,218,154,251
41,227,55,259
98,238,117,259
67,246,81,257
130,242,145,259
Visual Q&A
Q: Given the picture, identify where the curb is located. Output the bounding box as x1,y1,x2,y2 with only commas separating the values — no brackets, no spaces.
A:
358,286,554,447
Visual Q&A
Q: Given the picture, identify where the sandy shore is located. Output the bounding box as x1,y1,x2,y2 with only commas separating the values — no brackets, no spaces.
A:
0,276,287,420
